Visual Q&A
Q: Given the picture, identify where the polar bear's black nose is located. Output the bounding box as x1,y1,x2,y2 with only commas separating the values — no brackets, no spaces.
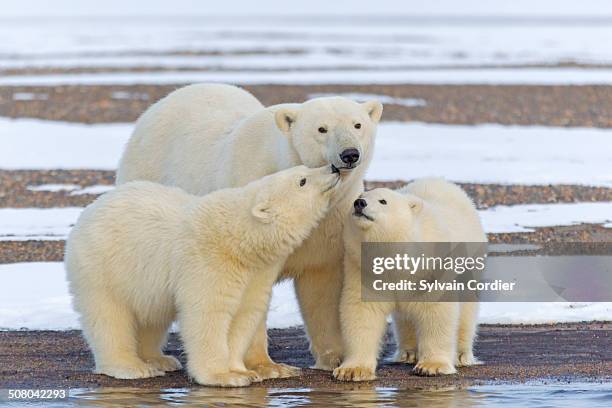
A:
340,148,360,164
354,198,367,212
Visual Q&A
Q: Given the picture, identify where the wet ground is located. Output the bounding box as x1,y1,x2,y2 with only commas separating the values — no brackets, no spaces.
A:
1,323,610,390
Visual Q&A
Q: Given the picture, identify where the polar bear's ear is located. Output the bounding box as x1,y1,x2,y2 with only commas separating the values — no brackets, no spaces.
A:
407,197,423,214
275,108,298,135
252,196,274,224
362,100,383,123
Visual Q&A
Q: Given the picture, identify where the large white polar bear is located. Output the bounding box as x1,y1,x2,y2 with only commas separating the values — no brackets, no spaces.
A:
334,178,486,381
116,83,383,376
66,165,342,387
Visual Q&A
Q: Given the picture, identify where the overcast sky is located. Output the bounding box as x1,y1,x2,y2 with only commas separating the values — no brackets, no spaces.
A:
2,0,611,17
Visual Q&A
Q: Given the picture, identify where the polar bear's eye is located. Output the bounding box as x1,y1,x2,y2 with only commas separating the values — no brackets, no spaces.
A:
318,127,327,133
300,178,307,187
379,199,387,205
354,123,361,129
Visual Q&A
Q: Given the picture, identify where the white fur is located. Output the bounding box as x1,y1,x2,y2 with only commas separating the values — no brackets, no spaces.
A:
334,178,486,382
116,83,382,373
65,165,341,387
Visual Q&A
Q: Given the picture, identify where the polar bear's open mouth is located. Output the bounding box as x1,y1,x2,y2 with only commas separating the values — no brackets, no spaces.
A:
353,211,374,222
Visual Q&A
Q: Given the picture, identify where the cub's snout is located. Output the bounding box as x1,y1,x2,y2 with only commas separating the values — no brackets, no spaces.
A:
353,198,367,213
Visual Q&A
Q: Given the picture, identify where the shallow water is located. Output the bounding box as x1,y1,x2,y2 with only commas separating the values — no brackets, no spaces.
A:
5,382,611,407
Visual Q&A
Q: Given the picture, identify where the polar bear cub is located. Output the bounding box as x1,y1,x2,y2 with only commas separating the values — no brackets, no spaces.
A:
334,178,486,381
65,165,341,387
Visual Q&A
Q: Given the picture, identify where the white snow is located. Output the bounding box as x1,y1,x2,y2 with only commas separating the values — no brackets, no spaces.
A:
69,185,114,196
480,202,612,233
4,0,612,18
0,208,82,241
0,118,130,170
26,184,114,195
27,184,80,192
5,68,612,86
2,201,611,241
111,91,149,100
370,122,612,187
0,263,76,330
12,92,48,101
309,93,427,107
2,118,611,187
1,262,609,330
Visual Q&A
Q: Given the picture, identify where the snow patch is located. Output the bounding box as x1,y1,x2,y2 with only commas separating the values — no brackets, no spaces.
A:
12,92,48,101
480,202,612,233
0,208,82,241
1,201,611,241
0,262,609,330
4,68,612,86
69,185,115,196
2,118,611,187
27,184,80,193
309,92,427,107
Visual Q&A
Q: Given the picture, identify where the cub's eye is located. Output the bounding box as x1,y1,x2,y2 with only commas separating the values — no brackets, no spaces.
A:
318,127,327,133
379,199,387,205
354,123,361,129
300,178,307,187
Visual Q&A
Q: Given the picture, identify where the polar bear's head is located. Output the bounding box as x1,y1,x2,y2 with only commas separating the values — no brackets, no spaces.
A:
274,97,382,173
346,187,423,242
249,164,342,243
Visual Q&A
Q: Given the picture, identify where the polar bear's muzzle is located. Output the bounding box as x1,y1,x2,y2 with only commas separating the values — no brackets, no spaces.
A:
339,148,360,168
353,198,374,221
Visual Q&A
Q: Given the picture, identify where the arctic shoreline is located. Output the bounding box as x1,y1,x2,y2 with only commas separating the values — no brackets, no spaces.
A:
1,323,610,390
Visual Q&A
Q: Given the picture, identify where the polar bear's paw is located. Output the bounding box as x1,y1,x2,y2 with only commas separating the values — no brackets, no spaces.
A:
96,361,165,379
193,371,253,387
390,348,417,364
333,365,376,382
145,355,183,372
312,351,342,371
231,369,263,383
456,352,482,367
413,360,456,376
251,362,301,379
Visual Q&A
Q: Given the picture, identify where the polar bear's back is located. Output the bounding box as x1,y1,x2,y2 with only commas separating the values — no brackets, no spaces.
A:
66,182,193,285
400,178,485,242
116,83,264,190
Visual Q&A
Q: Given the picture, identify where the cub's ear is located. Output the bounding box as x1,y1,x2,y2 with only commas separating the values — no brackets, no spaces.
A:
251,192,274,224
362,100,383,123
407,197,423,214
275,108,298,134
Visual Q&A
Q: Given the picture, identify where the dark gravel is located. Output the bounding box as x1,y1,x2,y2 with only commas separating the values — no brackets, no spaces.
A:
3,170,612,209
0,323,610,389
2,84,612,127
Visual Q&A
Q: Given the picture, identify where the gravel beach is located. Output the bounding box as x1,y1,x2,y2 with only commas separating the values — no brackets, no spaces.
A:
2,83,612,127
1,323,610,390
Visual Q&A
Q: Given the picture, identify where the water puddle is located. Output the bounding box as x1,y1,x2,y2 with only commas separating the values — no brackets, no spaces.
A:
4,382,611,407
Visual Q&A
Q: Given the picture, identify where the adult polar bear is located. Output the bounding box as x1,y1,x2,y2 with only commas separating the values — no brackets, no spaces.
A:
116,83,383,378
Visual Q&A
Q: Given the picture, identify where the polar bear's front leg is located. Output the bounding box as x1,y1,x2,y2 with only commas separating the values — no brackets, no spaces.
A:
332,278,390,382
294,265,344,370
390,312,418,363
227,268,298,381
137,324,182,372
457,302,480,366
79,293,164,379
243,319,301,379
411,303,460,376
178,274,253,387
